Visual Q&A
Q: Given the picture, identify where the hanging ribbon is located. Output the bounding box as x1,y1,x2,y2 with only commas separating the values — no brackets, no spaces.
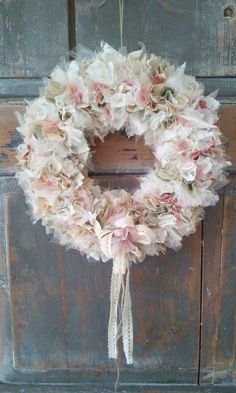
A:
108,259,133,364
121,266,133,364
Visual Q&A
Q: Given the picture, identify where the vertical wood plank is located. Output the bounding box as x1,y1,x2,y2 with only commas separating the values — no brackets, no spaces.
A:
0,0,69,77
0,194,14,381
200,176,236,384
7,194,69,371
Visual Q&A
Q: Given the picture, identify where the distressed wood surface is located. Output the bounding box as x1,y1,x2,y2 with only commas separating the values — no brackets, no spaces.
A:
0,0,236,388
0,384,235,393
0,0,69,77
75,0,236,76
1,77,236,99
200,176,236,384
0,102,235,175
0,180,201,383
0,194,14,382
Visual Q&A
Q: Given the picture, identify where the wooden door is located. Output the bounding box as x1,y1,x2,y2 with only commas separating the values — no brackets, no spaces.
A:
0,1,236,390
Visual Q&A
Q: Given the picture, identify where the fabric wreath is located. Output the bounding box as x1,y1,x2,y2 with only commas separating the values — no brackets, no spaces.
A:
16,43,231,364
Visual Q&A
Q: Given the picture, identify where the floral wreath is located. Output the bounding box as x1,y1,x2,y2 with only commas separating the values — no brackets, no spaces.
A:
16,43,230,364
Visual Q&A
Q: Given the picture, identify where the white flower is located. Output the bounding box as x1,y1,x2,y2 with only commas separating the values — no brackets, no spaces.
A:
149,111,167,129
158,214,177,228
178,160,197,182
179,108,217,129
167,63,203,102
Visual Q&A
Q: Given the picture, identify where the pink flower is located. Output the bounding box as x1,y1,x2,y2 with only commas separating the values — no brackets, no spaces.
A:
32,174,61,204
42,121,65,141
112,226,138,253
123,75,136,87
158,193,177,204
34,177,60,192
178,139,191,151
199,99,207,109
178,117,192,127
23,145,31,160
192,151,200,160
144,192,177,210
42,120,59,134
154,75,166,84
70,85,89,105
136,81,152,109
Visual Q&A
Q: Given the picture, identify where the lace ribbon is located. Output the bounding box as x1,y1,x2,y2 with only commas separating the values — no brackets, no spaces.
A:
108,259,133,364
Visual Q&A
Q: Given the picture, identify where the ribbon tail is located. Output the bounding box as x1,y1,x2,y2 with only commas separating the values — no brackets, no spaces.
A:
108,267,122,360
108,260,134,364
122,266,133,364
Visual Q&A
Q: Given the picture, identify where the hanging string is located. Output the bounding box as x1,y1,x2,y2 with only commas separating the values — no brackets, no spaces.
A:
119,0,124,49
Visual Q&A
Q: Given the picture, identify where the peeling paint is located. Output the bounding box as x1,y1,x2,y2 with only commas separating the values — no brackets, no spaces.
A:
157,0,186,14
206,287,211,297
76,0,106,16
0,151,8,161
4,130,22,148
0,274,8,289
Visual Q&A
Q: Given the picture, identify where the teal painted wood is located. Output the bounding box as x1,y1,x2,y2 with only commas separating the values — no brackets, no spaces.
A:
75,0,236,76
1,77,236,99
0,0,69,77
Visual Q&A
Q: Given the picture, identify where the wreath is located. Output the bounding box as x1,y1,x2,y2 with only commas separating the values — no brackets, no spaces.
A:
16,43,230,364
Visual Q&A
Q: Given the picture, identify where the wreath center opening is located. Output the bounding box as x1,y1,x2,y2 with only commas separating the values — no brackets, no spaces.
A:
90,130,154,179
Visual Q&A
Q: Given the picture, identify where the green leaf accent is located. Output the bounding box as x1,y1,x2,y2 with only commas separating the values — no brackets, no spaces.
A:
45,80,66,102
160,86,175,101
187,182,195,193
33,124,43,139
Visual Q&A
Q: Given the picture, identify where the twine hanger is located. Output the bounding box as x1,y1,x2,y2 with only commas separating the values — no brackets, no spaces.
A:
119,0,124,49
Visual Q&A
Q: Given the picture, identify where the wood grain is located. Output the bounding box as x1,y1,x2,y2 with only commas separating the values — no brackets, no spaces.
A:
2,77,236,99
75,0,236,76
0,0,69,77
0,102,24,174
8,194,69,370
0,102,235,175
0,383,235,393
1,0,236,387
200,175,236,384
0,178,201,383
0,194,15,382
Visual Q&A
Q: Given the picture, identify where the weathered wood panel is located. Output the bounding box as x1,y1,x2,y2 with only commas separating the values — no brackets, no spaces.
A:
75,0,236,76
2,77,236,99
0,0,236,388
0,102,235,175
0,0,69,77
0,193,14,382
0,177,201,383
0,102,24,174
200,175,236,384
62,228,201,384
0,383,235,393
8,194,69,370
